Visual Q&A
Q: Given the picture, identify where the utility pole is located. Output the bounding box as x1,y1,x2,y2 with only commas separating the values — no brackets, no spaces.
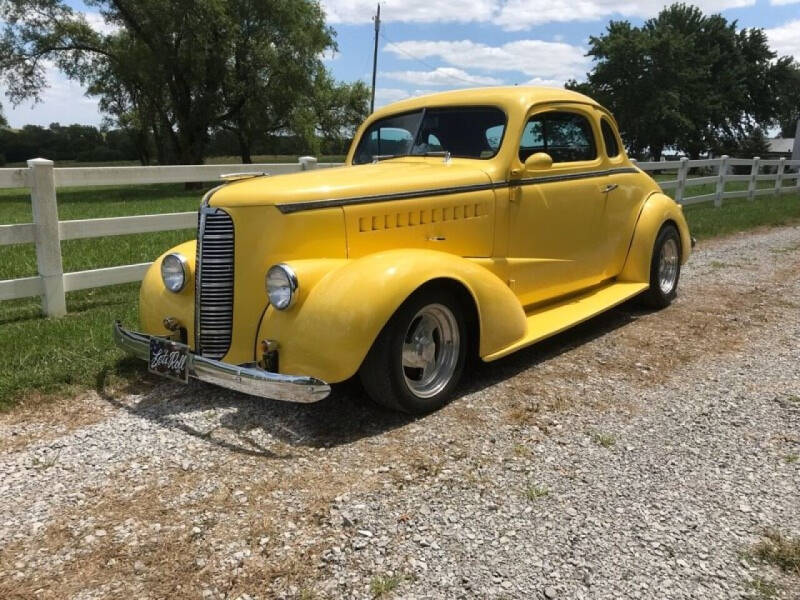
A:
370,3,380,114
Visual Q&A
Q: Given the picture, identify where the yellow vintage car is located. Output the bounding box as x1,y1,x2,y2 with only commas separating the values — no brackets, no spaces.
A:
114,86,692,414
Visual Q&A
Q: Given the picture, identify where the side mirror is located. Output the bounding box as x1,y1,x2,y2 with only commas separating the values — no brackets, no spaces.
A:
525,152,553,172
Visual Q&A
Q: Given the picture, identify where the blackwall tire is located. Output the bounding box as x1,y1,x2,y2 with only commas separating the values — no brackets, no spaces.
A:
359,287,468,414
640,223,681,309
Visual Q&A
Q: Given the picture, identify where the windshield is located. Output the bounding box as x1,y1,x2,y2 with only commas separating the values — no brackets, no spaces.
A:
352,106,507,165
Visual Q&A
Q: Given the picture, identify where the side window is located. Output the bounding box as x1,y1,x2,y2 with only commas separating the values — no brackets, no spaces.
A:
485,124,505,151
601,118,620,157
519,111,597,163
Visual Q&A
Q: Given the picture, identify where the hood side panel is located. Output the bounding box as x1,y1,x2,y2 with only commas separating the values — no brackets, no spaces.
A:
344,188,496,258
221,205,347,365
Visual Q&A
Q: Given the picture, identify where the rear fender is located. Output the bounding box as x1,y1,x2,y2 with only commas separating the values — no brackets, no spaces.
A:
618,192,691,284
256,249,527,383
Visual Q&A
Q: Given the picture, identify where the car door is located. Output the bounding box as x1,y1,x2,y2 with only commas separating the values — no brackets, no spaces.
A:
506,106,609,307
595,114,647,279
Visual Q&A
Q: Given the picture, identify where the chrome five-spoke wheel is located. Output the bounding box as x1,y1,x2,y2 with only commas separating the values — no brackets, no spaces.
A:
359,287,469,414
641,223,681,309
658,237,680,295
402,304,460,399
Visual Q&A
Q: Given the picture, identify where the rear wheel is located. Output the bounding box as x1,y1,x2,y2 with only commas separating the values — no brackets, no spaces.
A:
640,224,681,308
359,287,468,414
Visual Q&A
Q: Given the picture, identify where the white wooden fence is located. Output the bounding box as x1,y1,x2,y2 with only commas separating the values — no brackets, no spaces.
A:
634,155,800,206
0,156,336,316
0,154,798,317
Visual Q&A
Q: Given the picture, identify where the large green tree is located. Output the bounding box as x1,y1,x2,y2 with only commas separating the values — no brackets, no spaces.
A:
0,0,368,164
567,3,800,159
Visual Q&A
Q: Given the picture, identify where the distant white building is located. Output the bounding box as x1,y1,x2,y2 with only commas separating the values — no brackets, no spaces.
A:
767,138,794,156
768,121,800,161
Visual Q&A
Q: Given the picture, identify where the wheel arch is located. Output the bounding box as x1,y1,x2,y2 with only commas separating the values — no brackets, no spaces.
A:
255,249,527,383
618,192,691,284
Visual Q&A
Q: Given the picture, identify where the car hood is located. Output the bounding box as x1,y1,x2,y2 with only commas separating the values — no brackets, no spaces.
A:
208,159,495,209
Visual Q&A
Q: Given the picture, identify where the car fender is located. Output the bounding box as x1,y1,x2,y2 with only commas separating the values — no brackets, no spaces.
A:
139,240,197,343
618,192,692,284
256,249,527,383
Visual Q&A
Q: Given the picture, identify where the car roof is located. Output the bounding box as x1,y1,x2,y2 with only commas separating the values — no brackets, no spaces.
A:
369,86,601,119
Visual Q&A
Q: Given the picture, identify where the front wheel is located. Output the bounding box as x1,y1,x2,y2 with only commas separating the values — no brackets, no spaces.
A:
640,224,681,308
359,287,468,414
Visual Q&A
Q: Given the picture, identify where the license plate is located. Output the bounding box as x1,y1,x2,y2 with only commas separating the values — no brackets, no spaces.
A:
148,337,189,383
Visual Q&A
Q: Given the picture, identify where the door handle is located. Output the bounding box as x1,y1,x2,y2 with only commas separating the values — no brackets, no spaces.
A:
601,183,618,193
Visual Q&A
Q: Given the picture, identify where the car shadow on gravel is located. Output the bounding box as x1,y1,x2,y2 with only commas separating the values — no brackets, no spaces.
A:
96,300,648,458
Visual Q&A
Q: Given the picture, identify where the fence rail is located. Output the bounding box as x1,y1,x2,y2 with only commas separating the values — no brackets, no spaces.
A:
0,156,337,315
634,155,800,206
1,154,798,316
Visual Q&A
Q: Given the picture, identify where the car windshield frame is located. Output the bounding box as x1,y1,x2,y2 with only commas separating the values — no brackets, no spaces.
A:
352,105,508,165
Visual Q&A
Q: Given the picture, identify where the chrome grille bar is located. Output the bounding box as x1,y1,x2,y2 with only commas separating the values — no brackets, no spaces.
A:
195,206,234,359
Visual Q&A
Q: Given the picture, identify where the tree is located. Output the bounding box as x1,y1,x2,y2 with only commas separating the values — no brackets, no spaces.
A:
713,126,770,169
1,0,367,164
0,104,7,128
567,3,800,159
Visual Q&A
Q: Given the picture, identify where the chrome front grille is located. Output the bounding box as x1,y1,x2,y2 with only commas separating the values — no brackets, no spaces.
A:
195,207,234,359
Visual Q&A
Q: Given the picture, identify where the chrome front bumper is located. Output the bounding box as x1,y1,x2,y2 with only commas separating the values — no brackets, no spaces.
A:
113,322,331,403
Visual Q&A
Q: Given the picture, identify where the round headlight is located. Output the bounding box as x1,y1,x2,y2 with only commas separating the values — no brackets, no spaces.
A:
266,264,298,310
161,253,188,293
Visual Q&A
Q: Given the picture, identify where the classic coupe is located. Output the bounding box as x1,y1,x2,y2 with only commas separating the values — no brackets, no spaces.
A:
114,87,692,414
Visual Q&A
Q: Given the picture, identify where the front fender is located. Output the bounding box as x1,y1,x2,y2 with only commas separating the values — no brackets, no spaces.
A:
139,240,197,345
257,249,527,383
618,192,691,284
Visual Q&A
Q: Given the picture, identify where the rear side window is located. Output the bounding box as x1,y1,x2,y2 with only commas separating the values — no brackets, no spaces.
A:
519,111,597,163
601,118,620,157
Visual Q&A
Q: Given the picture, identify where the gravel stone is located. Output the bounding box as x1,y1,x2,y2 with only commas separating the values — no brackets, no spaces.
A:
1,225,799,599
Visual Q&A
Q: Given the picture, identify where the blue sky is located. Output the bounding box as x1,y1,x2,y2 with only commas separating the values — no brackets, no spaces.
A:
3,0,799,127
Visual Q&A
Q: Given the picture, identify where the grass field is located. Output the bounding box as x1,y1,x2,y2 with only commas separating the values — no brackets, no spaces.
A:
3,155,347,169
1,173,798,408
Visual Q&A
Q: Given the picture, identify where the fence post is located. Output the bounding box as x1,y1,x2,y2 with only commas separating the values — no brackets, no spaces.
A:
674,156,689,204
747,156,760,201
714,155,728,208
28,158,66,317
298,156,318,171
775,157,785,197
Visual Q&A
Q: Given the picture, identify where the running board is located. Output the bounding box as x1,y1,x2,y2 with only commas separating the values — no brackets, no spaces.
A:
482,281,649,361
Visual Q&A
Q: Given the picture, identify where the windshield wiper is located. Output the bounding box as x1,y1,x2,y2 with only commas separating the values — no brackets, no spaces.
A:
372,150,451,163
371,154,406,162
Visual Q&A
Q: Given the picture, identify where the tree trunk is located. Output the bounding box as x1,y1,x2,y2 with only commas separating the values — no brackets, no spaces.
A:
237,130,252,164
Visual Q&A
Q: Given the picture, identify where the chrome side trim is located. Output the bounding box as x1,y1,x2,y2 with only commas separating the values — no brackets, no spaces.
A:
113,322,330,403
276,166,640,213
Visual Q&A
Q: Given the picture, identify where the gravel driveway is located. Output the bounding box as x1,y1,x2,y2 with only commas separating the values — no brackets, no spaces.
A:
1,225,799,600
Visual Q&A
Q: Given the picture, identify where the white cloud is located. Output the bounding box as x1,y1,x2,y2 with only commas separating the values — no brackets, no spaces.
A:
384,39,589,82
3,62,101,128
374,88,411,103
383,67,503,86
80,11,119,35
321,0,495,24
493,0,754,29
524,77,565,87
323,0,755,28
766,19,800,58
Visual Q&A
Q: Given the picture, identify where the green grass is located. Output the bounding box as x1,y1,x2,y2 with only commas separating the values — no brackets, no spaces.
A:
652,172,800,239
524,484,549,500
752,529,800,575
0,183,204,408
4,155,347,168
0,170,798,408
0,285,144,408
369,574,404,598
591,432,617,448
